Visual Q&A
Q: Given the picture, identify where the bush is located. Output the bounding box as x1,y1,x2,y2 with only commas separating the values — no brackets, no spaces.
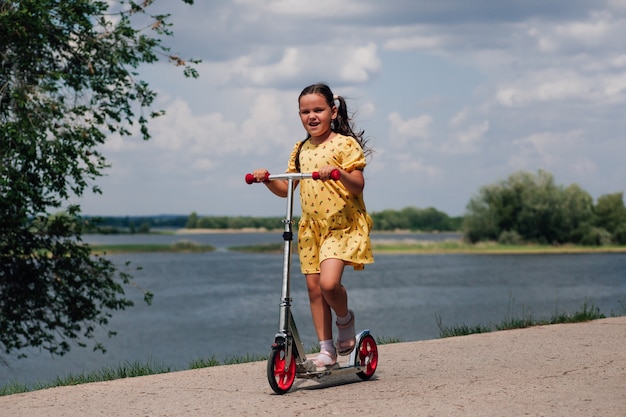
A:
462,170,625,245
498,230,523,245
574,226,613,246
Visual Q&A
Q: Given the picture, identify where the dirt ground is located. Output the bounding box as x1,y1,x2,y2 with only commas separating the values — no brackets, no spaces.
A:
1,317,624,417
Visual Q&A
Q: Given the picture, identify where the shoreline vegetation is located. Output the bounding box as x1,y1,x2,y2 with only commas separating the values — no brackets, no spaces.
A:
89,240,217,255
88,229,626,255
1,303,620,397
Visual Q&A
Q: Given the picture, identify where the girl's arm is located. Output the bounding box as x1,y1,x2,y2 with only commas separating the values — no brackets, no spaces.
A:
317,166,364,195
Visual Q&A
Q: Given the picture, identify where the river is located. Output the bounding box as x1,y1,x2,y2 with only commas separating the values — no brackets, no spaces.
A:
1,232,624,386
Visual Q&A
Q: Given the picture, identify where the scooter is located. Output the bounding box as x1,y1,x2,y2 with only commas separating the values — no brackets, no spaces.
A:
245,170,378,394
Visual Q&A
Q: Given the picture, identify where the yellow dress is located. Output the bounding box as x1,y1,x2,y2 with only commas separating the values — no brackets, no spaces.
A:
287,134,374,274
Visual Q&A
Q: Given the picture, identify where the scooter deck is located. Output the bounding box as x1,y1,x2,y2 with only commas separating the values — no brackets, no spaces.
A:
296,362,366,379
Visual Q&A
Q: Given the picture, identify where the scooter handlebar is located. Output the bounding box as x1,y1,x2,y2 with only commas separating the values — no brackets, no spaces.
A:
245,169,340,184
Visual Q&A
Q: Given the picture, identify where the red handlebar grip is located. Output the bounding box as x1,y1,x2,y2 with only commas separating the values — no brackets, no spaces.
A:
312,169,341,180
245,172,271,184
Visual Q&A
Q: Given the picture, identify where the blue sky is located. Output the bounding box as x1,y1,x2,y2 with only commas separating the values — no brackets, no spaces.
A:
78,0,626,217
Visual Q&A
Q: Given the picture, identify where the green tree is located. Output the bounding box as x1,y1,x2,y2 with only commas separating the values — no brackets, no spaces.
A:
463,183,509,242
594,193,626,232
369,207,460,232
463,170,596,244
594,192,626,245
399,206,456,231
0,0,197,357
370,209,409,230
561,184,595,240
186,212,199,229
137,222,151,234
514,170,562,243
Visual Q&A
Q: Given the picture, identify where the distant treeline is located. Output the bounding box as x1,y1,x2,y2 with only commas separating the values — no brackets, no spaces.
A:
82,215,187,234
83,207,462,234
82,170,626,246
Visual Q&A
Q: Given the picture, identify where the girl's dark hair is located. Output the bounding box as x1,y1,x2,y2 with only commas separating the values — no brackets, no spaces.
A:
295,83,371,171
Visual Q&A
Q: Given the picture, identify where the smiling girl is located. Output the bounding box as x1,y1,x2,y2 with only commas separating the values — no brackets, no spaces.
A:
252,83,373,370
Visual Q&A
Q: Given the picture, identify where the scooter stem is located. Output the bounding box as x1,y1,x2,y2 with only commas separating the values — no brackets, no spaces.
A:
277,177,295,334
275,177,309,367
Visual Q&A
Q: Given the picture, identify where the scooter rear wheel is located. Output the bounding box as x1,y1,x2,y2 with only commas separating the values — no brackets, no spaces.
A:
267,345,296,394
356,334,378,380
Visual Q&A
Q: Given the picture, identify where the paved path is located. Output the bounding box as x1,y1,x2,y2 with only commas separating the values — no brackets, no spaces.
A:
2,317,624,416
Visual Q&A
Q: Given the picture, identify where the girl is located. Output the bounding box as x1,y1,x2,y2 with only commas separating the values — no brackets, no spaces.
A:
252,83,373,370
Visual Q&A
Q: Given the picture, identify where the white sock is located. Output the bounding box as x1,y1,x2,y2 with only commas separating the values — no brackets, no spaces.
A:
319,339,336,356
336,311,352,326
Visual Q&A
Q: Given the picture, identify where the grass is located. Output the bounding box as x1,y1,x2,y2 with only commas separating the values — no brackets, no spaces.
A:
226,239,626,255
228,243,283,253
437,301,611,338
2,303,619,397
371,239,626,254
0,359,172,396
89,240,216,255
83,236,626,255
188,353,268,368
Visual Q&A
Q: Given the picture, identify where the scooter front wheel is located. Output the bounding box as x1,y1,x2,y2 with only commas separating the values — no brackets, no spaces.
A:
356,334,378,380
267,345,296,394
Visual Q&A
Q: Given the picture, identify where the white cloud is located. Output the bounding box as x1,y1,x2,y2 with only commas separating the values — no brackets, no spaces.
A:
532,12,622,53
240,93,293,152
495,71,594,107
150,98,239,155
384,33,448,50
510,130,595,175
495,66,626,108
449,107,469,127
262,0,371,17
230,48,301,86
603,73,626,98
208,43,381,87
387,153,441,179
77,1,626,216
339,44,381,82
443,121,490,154
191,158,217,172
387,112,432,147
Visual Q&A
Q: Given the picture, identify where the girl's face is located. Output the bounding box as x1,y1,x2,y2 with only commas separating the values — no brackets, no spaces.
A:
298,93,337,140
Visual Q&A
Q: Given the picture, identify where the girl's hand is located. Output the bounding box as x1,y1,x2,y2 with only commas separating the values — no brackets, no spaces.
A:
252,168,270,183
250,168,290,197
319,165,364,195
317,165,341,181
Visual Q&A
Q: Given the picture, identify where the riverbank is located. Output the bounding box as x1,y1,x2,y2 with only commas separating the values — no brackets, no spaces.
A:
370,240,626,254
173,228,460,234
2,317,624,416
87,228,625,254
174,227,278,234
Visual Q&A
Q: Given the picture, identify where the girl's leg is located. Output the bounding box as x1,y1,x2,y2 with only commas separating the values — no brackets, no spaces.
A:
318,258,348,317
306,273,336,367
305,273,333,341
319,258,356,355
305,259,349,338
